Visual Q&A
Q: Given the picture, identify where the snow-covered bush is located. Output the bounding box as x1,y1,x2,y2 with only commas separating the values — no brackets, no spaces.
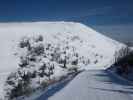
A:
113,46,133,75
19,36,30,49
114,46,131,64
5,69,32,99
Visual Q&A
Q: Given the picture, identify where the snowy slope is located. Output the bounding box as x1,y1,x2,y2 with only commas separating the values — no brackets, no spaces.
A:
42,70,133,100
0,22,122,72
0,72,10,100
0,22,123,99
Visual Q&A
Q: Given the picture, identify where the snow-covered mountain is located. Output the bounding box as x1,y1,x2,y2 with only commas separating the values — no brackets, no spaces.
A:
0,22,123,100
0,22,122,71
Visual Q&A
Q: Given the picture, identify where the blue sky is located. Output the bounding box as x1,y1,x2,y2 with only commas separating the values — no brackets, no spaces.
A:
0,0,133,25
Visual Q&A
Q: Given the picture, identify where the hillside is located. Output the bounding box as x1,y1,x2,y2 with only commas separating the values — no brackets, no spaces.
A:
0,22,123,100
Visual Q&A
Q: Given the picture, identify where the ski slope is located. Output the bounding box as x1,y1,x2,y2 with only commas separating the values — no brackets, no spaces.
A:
37,70,133,100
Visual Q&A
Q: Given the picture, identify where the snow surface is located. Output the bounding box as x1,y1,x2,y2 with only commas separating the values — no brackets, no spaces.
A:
0,22,123,99
0,72,9,100
38,70,133,100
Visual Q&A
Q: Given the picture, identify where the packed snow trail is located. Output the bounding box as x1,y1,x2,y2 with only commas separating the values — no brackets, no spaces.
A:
37,70,133,100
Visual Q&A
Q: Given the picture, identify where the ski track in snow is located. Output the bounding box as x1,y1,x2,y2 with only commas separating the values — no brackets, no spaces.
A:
37,70,133,100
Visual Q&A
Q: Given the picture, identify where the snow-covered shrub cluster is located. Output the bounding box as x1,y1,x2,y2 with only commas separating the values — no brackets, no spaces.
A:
4,34,91,100
113,46,133,76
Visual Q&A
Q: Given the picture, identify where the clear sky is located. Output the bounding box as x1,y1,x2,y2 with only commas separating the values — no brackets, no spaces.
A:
0,0,133,25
